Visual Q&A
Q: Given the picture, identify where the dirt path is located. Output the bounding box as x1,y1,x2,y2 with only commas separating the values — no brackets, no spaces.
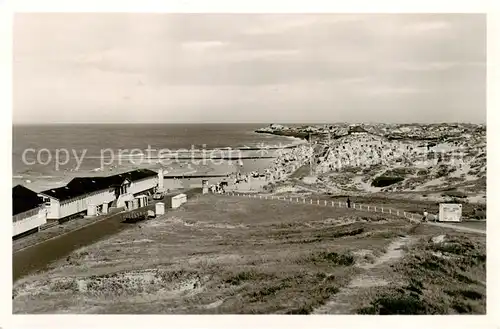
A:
425,221,485,235
313,236,413,314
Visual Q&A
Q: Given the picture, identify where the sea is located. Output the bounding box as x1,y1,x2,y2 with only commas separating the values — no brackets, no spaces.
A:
13,124,303,192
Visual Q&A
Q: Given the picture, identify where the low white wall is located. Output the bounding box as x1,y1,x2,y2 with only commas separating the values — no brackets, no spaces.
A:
13,208,47,237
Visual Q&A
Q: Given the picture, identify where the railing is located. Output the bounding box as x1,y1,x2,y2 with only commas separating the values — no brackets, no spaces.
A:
225,192,423,222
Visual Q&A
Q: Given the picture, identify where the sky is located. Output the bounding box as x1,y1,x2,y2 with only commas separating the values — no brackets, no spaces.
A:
13,13,486,124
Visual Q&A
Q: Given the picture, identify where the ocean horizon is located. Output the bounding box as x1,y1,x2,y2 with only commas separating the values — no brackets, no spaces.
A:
12,123,303,191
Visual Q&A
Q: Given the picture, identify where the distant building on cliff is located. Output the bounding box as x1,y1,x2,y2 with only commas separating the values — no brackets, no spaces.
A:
269,123,285,130
348,125,369,135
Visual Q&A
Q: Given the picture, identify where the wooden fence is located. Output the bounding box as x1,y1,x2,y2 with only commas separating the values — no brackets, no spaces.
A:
226,192,423,222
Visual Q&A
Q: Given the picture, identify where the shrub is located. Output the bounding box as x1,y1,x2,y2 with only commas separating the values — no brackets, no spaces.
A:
224,270,272,285
372,176,404,187
441,191,467,198
358,292,429,315
315,251,355,266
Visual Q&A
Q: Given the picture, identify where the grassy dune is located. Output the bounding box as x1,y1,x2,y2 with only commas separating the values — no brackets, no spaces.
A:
13,195,485,314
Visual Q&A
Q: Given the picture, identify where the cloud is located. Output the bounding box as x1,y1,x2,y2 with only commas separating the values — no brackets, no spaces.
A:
403,20,451,34
365,86,425,96
242,16,322,35
392,62,461,71
13,13,486,124
180,40,227,50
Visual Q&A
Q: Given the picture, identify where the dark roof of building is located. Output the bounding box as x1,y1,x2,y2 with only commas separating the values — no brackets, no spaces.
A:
13,185,43,215
349,126,368,133
40,169,157,201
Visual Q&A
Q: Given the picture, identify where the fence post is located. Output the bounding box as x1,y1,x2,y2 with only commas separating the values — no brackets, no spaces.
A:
310,199,313,204
303,198,305,204
374,206,377,212
331,201,334,207
397,210,399,216
389,208,392,214
317,200,319,205
324,200,327,206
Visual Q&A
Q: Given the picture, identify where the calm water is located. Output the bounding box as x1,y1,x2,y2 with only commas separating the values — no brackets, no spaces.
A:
13,124,300,191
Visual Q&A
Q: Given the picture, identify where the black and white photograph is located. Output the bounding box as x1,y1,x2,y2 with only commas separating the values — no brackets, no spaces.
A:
6,6,492,320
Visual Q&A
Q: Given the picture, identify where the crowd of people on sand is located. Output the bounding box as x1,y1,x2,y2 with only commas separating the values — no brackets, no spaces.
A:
209,182,227,194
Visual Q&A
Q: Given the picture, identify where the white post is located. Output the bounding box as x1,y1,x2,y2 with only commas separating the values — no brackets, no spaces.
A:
389,208,392,214
331,201,334,207
374,206,377,212
397,210,400,216
367,205,370,211
303,198,305,204
324,200,327,206
317,200,319,205
404,212,407,218
310,199,313,204
265,196,267,200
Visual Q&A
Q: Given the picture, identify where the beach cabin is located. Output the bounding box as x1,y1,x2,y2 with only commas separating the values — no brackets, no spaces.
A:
12,185,47,238
39,169,160,222
202,179,209,194
438,203,462,222
155,202,165,215
171,193,187,209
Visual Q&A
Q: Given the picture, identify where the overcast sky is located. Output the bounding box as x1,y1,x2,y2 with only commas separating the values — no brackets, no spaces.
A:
13,13,486,124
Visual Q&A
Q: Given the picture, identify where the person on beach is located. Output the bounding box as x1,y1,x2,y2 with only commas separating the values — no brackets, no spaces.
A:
347,197,351,208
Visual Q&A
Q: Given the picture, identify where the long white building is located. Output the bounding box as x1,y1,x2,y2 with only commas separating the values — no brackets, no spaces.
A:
12,185,47,238
39,169,162,221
